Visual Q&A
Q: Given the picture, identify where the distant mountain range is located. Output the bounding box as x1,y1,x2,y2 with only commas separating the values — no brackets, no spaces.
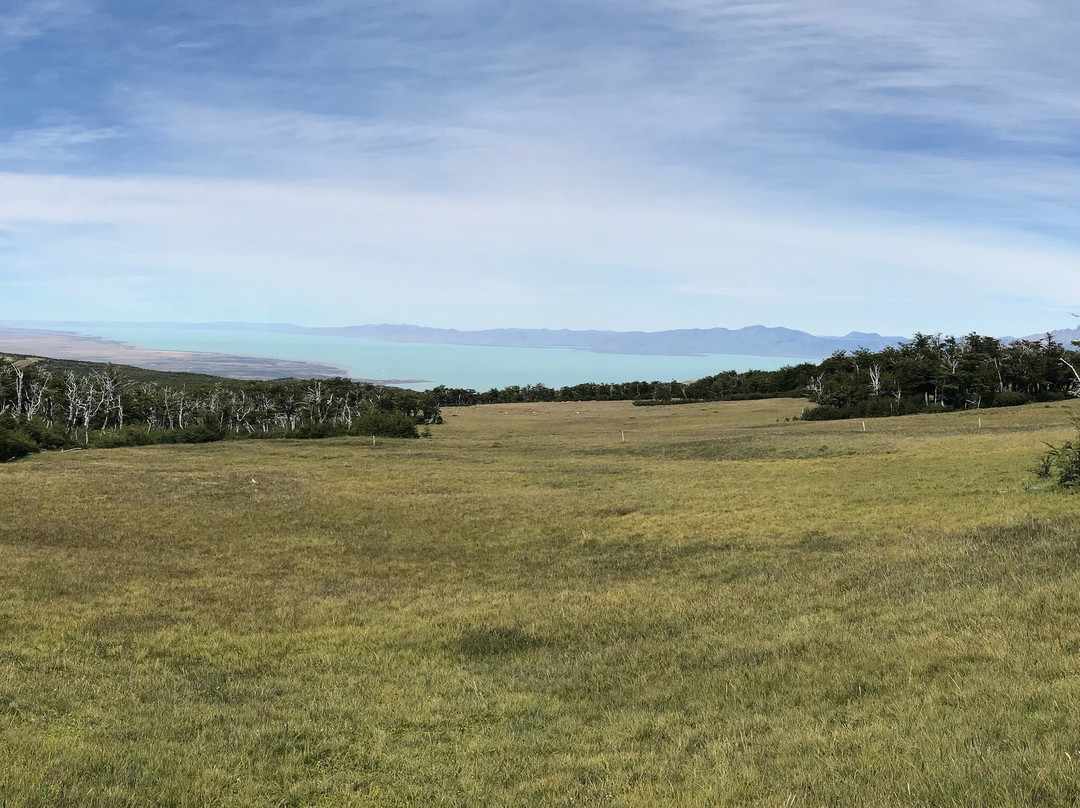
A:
1029,327,1080,345
300,324,910,358
8,320,1079,358
2,320,909,359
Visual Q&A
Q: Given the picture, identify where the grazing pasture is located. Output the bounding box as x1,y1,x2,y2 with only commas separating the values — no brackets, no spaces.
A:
2,399,1080,806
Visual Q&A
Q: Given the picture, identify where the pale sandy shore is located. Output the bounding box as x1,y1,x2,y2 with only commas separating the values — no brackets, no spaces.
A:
0,327,352,380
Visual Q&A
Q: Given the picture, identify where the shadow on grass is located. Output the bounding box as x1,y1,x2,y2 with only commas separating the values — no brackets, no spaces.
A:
453,626,548,659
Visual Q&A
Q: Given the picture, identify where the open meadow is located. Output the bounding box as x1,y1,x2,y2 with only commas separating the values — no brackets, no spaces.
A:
3,398,1080,806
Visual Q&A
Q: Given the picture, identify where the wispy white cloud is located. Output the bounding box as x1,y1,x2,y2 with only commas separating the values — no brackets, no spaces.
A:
0,0,92,43
2,0,1080,334
1,170,1077,334
0,124,120,162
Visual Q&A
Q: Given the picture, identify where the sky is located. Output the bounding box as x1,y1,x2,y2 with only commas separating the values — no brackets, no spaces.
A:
2,0,1080,336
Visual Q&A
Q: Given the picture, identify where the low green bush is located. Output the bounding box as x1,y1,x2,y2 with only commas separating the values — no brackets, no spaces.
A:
0,425,40,462
990,390,1033,407
1034,415,1080,489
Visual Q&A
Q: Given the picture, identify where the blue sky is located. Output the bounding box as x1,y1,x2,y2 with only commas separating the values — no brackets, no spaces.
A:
2,0,1080,336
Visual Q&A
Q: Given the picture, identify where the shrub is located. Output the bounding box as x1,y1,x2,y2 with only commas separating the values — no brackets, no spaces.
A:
990,390,1032,408
177,422,225,444
91,427,159,449
1034,415,1080,489
800,404,848,421
0,425,40,462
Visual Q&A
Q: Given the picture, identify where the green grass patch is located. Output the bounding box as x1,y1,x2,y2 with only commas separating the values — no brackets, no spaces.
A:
2,400,1080,805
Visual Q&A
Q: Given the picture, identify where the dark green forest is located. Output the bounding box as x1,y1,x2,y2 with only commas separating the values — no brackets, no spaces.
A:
0,357,441,462
429,332,1080,415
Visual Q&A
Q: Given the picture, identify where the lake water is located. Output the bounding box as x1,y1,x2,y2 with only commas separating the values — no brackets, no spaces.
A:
74,325,814,391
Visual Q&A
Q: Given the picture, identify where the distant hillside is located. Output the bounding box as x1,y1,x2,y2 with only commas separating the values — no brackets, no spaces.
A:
0,327,349,380
0,351,236,387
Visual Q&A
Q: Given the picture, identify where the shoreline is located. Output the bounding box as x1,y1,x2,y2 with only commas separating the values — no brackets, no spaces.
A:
0,326,426,384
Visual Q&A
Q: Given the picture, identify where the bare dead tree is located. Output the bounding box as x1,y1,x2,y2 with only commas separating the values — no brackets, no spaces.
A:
24,371,52,421
228,389,256,433
96,370,123,431
868,364,882,397
338,391,354,428
63,372,80,434
68,373,107,444
8,360,24,417
990,356,1005,393
1060,357,1080,398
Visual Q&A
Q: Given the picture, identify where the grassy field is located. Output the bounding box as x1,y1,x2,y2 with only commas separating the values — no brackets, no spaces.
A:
3,398,1080,806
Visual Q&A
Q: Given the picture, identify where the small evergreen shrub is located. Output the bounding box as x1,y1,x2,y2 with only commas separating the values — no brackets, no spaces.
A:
990,390,1033,407
177,422,225,444
0,425,40,462
1034,416,1080,489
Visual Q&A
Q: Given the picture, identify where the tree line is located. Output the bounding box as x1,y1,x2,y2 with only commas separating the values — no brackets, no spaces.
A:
425,363,815,408
426,332,1080,417
0,359,441,461
799,333,1080,419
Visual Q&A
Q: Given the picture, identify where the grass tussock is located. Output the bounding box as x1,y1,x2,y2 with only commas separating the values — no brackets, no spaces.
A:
2,399,1080,805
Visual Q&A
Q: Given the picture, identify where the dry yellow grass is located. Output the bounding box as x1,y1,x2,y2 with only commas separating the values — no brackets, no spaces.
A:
2,399,1080,805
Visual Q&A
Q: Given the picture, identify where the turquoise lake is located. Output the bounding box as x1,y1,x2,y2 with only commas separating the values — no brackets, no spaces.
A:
76,326,815,391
